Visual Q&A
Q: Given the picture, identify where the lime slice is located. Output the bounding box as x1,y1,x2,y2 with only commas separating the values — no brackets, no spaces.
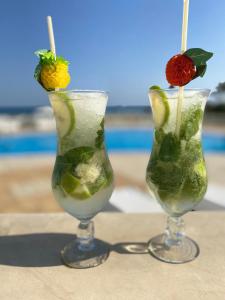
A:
149,86,170,128
61,172,91,200
51,95,75,138
71,184,92,200
61,172,80,194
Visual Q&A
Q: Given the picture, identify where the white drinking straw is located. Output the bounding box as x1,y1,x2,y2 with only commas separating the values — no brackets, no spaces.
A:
47,16,59,91
175,0,190,136
47,16,56,58
181,0,189,54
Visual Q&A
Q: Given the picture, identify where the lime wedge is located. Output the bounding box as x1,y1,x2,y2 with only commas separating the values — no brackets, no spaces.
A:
149,86,170,128
71,184,92,200
61,172,80,194
61,172,91,200
51,95,75,138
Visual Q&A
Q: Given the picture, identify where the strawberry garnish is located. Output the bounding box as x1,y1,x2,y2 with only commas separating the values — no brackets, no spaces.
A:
165,48,213,87
166,54,196,87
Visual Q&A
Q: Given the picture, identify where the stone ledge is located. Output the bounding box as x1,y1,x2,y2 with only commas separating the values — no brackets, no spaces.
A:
0,212,225,300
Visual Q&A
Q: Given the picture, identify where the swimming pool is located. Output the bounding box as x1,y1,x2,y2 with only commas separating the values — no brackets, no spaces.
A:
0,129,225,155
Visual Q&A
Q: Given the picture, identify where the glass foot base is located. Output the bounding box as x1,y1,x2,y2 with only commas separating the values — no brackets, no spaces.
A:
61,238,109,269
148,234,200,264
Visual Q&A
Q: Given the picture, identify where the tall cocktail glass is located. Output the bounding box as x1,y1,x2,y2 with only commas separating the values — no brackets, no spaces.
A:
146,88,210,263
49,90,114,268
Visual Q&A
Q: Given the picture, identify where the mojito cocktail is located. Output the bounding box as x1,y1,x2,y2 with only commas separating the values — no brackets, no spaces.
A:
146,88,210,263
33,19,114,268
49,91,113,220
145,0,213,263
146,88,209,217
49,90,114,268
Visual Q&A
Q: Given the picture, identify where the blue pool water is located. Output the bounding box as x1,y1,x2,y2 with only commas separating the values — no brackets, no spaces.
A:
0,129,225,155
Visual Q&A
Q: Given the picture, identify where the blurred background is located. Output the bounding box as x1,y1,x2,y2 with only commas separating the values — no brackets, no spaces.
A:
0,0,224,213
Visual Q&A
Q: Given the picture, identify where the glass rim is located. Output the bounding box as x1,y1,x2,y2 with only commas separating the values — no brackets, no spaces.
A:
149,88,210,93
48,89,108,95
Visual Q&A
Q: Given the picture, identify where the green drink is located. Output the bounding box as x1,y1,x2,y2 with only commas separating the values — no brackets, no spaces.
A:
49,90,114,268
146,88,209,217
146,88,210,263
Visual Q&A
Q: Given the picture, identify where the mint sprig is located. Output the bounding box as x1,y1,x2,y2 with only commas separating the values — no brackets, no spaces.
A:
184,48,213,79
63,147,95,166
180,104,203,141
158,132,181,162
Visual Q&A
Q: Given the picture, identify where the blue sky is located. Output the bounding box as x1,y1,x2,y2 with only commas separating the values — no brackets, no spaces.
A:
0,0,224,106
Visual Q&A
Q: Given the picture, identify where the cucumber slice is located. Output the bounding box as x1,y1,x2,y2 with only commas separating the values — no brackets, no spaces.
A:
149,86,170,128
51,94,75,138
61,172,91,200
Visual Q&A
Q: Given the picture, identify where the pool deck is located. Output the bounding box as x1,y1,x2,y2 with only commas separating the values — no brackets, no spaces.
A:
0,152,224,213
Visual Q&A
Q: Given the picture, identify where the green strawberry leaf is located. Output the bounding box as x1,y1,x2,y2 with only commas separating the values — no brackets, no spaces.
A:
194,64,207,79
184,48,213,66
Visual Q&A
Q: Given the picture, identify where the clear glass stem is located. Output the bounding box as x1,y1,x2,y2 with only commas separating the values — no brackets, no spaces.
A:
61,218,109,268
148,215,199,263
77,220,95,251
165,216,185,247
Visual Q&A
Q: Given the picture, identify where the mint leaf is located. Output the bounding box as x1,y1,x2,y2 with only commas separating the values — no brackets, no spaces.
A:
52,155,71,187
184,48,213,66
149,162,184,196
63,147,95,166
52,148,95,187
180,105,203,141
180,140,207,201
182,140,203,167
181,162,207,201
158,133,181,162
95,119,104,149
